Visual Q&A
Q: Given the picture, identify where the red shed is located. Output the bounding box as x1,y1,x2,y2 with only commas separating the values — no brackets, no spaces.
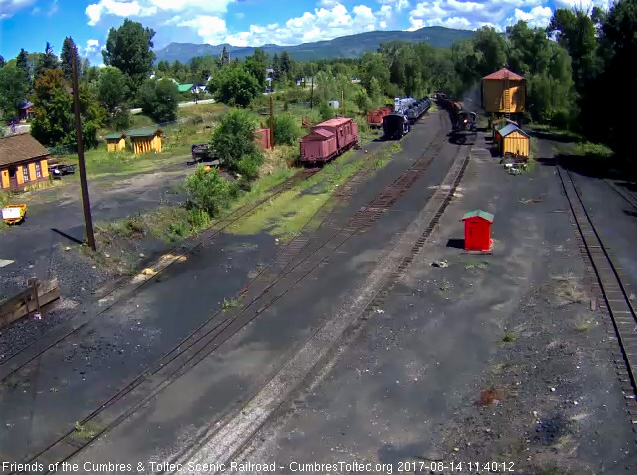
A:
462,210,494,252
255,128,271,150
299,128,337,164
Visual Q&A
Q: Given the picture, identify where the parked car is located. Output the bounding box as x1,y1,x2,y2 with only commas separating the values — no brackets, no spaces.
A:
50,164,77,178
2,204,27,225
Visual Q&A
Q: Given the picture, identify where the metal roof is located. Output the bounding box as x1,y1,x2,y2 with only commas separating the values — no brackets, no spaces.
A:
308,128,334,138
318,118,351,127
0,133,50,167
462,210,494,222
498,124,529,138
483,68,524,81
128,128,162,138
177,84,194,92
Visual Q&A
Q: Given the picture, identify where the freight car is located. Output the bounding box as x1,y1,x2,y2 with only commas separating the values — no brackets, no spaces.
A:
406,98,432,124
382,112,410,140
299,117,359,165
367,107,391,128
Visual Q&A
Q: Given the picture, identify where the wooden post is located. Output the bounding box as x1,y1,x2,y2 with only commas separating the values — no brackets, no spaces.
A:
28,278,41,319
310,76,314,109
269,95,275,149
342,90,345,118
72,52,96,251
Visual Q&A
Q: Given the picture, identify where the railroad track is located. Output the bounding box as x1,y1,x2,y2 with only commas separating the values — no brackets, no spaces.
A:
13,118,451,471
558,167,637,408
0,168,322,381
173,148,470,473
605,179,637,211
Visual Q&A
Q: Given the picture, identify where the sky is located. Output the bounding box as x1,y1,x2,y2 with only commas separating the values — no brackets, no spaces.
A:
0,0,613,66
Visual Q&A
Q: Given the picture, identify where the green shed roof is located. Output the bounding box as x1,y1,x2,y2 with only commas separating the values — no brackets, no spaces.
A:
462,210,494,222
104,132,125,140
177,83,194,92
128,128,162,137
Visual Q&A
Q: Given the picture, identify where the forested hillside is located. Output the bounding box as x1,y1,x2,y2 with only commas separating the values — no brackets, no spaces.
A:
154,26,476,63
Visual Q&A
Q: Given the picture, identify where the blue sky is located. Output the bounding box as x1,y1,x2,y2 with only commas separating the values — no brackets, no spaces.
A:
0,0,612,65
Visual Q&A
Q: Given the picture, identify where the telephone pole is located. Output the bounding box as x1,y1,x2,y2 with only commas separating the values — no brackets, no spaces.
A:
269,94,275,149
71,51,96,251
341,90,345,118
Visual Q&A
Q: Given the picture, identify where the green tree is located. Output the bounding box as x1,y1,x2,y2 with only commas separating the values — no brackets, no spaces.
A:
244,48,268,89
210,109,263,176
0,55,5,68
221,46,230,67
355,89,372,113
103,19,156,90
360,52,390,93
30,69,73,146
280,51,291,76
60,37,79,80
272,53,281,82
0,65,28,119
472,26,507,77
207,65,260,107
98,66,129,115
34,42,59,79
137,78,179,123
368,77,382,108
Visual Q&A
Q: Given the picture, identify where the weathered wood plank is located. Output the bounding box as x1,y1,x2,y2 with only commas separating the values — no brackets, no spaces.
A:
0,279,60,329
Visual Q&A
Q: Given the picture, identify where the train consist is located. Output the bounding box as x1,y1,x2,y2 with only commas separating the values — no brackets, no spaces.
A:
299,117,359,165
382,96,432,140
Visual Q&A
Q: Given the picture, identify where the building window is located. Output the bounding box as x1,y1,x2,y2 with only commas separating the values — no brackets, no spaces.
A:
35,162,42,178
22,165,30,182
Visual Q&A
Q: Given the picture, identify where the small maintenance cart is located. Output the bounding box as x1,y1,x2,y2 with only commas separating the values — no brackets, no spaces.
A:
2,204,27,225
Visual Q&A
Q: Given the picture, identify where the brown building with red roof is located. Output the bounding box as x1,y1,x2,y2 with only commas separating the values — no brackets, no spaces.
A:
0,133,50,190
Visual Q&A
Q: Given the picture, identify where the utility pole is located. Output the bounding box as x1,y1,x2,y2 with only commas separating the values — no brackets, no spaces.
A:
341,90,345,118
71,51,96,251
269,94,275,149
310,76,314,109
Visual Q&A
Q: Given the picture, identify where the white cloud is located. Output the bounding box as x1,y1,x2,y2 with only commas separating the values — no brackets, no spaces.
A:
408,0,554,31
377,0,410,11
85,0,234,25
85,39,100,55
178,15,227,44
511,5,552,27
554,0,611,9
0,0,37,19
86,0,158,26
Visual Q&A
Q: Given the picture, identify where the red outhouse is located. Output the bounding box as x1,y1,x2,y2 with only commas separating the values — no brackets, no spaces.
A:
462,210,494,252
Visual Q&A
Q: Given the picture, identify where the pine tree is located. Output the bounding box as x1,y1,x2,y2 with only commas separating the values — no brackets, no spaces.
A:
221,46,230,67
61,37,80,80
35,42,59,79
0,55,5,68
16,49,29,77
280,51,291,75
272,54,281,82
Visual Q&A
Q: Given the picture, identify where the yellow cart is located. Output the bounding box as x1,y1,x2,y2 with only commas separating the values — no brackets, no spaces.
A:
2,204,27,225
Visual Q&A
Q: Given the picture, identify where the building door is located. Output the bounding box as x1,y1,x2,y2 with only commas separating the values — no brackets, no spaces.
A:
8,166,17,189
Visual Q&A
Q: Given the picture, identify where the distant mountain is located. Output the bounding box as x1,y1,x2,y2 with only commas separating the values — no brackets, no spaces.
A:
154,26,475,64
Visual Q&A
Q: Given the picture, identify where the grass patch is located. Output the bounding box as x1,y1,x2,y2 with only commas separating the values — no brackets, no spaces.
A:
222,298,239,311
572,141,614,158
575,317,594,332
228,143,395,241
502,331,517,343
526,123,584,143
73,421,103,441
553,273,587,305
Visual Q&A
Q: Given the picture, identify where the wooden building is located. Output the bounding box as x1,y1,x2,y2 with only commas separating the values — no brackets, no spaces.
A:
18,101,35,122
0,133,50,190
105,133,126,152
128,129,163,155
495,124,530,158
482,68,526,116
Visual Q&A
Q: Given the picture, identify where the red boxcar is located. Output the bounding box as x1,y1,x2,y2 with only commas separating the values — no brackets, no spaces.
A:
367,107,391,128
254,128,271,150
299,117,359,165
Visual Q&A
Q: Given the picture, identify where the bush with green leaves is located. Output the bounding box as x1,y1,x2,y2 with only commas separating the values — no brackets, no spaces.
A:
137,78,179,123
210,109,264,177
318,101,333,121
185,165,238,217
236,152,264,181
268,114,301,146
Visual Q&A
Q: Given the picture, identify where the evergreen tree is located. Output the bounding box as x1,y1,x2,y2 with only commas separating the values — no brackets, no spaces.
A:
272,54,281,82
221,46,230,67
0,55,5,68
16,49,30,81
280,51,291,76
60,37,80,80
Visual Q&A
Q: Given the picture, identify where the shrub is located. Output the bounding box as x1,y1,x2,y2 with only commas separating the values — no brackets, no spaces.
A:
269,114,301,146
207,65,261,108
210,109,262,175
355,89,372,114
318,101,333,121
185,165,237,217
236,152,264,180
187,208,211,229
